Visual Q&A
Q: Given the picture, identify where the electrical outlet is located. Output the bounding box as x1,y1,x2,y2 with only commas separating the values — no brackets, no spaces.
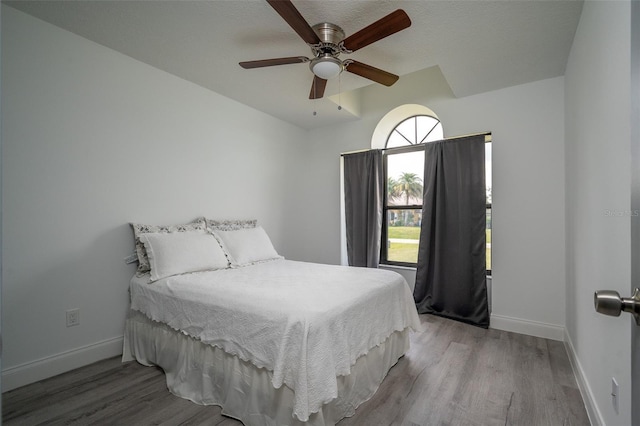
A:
66,309,80,327
611,377,619,414
124,253,138,264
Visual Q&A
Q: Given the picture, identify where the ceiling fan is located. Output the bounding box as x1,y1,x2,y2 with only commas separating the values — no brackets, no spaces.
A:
239,0,412,100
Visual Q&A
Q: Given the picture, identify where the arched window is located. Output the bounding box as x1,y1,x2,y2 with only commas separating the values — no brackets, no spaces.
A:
371,104,442,149
378,107,444,266
386,115,444,148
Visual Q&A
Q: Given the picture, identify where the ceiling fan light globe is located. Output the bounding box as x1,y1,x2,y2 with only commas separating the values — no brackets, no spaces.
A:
311,57,342,79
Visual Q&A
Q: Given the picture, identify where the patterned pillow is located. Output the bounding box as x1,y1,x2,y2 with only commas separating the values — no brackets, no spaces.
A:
205,218,257,232
131,217,206,276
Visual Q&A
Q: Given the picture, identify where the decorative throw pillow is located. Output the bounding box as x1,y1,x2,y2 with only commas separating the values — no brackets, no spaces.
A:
131,217,206,276
140,231,229,281
205,218,257,232
213,226,282,267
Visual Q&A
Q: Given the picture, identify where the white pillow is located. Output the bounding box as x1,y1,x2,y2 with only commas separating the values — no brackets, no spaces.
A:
139,231,229,281
131,217,207,276
213,226,282,267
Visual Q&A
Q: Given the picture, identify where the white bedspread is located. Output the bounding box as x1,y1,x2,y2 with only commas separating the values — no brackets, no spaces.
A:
129,259,420,421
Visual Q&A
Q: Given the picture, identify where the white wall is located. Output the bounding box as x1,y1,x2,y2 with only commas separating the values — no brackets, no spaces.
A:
292,69,567,340
564,1,632,425
1,6,307,390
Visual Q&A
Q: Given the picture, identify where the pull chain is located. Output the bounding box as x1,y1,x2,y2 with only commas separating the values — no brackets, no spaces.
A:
338,72,342,111
313,77,317,116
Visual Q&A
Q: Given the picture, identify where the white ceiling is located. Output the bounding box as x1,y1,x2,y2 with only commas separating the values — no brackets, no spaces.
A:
5,0,584,130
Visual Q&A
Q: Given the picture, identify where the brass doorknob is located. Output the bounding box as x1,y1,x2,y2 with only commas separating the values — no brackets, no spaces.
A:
594,288,640,325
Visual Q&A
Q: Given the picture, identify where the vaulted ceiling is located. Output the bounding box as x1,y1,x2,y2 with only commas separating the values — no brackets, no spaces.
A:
5,0,584,129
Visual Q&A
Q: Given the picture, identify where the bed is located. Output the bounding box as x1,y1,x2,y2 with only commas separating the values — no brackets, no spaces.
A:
122,218,420,426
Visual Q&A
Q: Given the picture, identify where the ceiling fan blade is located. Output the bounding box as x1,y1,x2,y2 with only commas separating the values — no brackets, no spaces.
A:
345,60,399,86
341,9,411,52
309,76,327,99
239,56,309,69
266,0,321,45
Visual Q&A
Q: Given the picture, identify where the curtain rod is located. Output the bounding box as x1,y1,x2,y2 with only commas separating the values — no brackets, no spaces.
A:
340,131,492,157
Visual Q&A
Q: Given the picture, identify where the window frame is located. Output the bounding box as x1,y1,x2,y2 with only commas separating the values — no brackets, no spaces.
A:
380,134,492,274
485,140,492,275
486,203,492,276
386,114,444,148
381,143,427,267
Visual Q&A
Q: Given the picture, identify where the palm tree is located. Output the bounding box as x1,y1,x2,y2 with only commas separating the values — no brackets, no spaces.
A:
387,177,401,203
391,172,423,225
395,172,423,205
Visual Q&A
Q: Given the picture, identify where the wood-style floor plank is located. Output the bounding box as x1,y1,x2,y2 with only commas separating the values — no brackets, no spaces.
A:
2,315,590,425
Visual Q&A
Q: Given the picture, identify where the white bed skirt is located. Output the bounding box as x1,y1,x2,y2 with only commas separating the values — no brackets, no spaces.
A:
122,309,410,426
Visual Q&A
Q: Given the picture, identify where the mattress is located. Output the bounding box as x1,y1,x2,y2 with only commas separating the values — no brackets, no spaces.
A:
126,259,420,422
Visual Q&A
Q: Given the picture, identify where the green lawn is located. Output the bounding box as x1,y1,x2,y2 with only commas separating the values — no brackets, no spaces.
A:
387,226,492,270
388,242,419,263
486,229,491,271
387,227,420,263
387,226,420,239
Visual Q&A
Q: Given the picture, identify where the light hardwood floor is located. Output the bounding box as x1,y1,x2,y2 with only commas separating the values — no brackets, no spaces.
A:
3,315,590,425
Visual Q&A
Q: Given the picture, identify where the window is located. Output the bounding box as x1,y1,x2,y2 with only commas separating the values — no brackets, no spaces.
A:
380,113,492,273
382,115,443,266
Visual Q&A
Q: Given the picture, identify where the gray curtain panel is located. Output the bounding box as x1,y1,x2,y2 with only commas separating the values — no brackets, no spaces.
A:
414,135,489,328
343,150,384,268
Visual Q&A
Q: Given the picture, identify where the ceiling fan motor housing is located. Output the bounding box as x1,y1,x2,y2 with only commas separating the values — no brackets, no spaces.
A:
312,23,345,46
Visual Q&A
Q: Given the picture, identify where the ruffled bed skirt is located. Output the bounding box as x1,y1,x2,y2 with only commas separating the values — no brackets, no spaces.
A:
122,309,410,426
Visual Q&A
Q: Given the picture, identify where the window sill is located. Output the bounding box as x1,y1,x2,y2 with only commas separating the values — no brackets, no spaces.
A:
381,263,493,279
379,264,416,271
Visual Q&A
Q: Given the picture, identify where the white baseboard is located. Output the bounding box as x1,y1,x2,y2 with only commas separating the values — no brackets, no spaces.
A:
564,330,602,426
490,313,565,341
2,336,124,392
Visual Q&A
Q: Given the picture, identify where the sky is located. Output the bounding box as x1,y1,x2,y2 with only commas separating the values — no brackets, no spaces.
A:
387,142,492,193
